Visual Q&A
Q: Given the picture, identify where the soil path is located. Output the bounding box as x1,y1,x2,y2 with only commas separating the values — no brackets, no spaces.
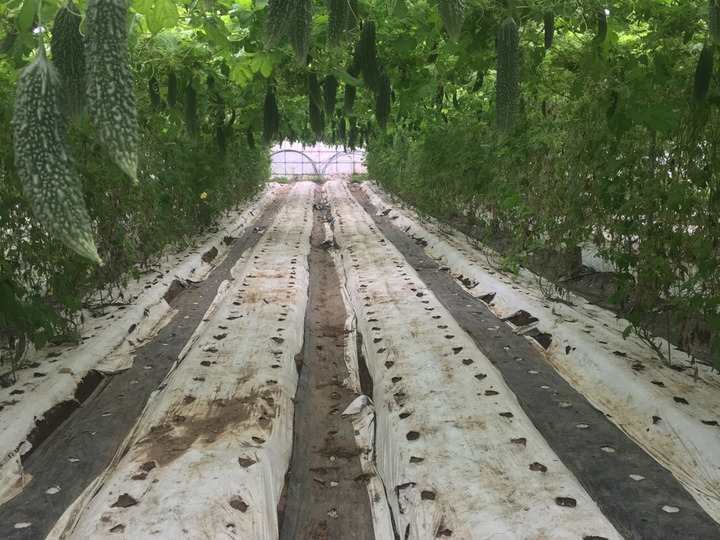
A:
348,182,720,540
279,186,374,540
0,189,289,540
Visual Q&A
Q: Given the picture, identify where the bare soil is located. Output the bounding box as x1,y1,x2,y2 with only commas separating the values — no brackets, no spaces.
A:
279,185,374,540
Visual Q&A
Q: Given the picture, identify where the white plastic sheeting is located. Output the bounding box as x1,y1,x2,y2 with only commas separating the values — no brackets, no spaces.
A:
327,181,622,540
48,183,315,540
47,181,315,540
0,183,283,507
362,181,720,523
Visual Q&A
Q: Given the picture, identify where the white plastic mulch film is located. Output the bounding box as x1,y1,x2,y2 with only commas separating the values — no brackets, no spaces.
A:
325,180,623,540
0,184,283,508
361,180,720,525
48,182,315,539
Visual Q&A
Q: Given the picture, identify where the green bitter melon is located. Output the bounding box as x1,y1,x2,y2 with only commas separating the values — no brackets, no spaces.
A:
265,0,294,49
375,70,390,132
324,74,338,116
50,0,85,119
263,90,279,144
495,16,519,137
544,9,554,49
438,0,465,43
12,48,101,263
694,44,713,102
327,0,348,48
85,0,139,183
288,0,312,64
185,82,200,138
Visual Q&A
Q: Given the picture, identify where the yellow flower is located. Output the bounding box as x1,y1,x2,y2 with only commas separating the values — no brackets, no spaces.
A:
48,291,53,296
200,191,208,200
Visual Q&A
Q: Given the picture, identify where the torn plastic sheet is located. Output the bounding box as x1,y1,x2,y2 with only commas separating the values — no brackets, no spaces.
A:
47,182,314,540
325,199,395,539
327,181,622,540
342,396,395,540
0,184,281,507
362,180,720,523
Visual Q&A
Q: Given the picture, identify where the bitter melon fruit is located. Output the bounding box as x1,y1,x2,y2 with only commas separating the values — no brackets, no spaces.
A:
324,74,338,116
710,0,720,43
347,0,359,30
338,116,347,144
50,0,85,119
185,82,199,138
265,0,293,49
359,21,381,94
289,0,312,64
375,70,390,132
544,9,554,49
595,11,607,43
344,81,357,114
12,48,101,263
85,0,139,183
327,0,348,48
495,16,519,136
309,96,325,136
263,90,279,144
694,44,713,102
149,75,161,111
216,123,227,154
438,0,464,43
308,72,324,110
348,117,358,149
606,89,619,119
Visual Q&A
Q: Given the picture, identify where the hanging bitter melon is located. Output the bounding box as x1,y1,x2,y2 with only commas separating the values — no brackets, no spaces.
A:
265,0,294,48
263,90,279,144
348,117,358,149
338,116,347,145
324,74,338,116
185,82,199,138
344,79,357,114
308,71,324,110
347,0,359,30
327,0,348,48
289,0,312,64
694,44,713,102
309,95,325,136
438,0,465,43
495,16,519,136
595,10,607,43
375,70,390,132
50,0,85,119
85,0,139,183
149,75,161,111
359,21,381,94
12,48,101,263
216,123,227,154
544,9,554,49
710,0,720,43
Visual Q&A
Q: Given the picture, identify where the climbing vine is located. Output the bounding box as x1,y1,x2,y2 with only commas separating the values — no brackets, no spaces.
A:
1,0,719,369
